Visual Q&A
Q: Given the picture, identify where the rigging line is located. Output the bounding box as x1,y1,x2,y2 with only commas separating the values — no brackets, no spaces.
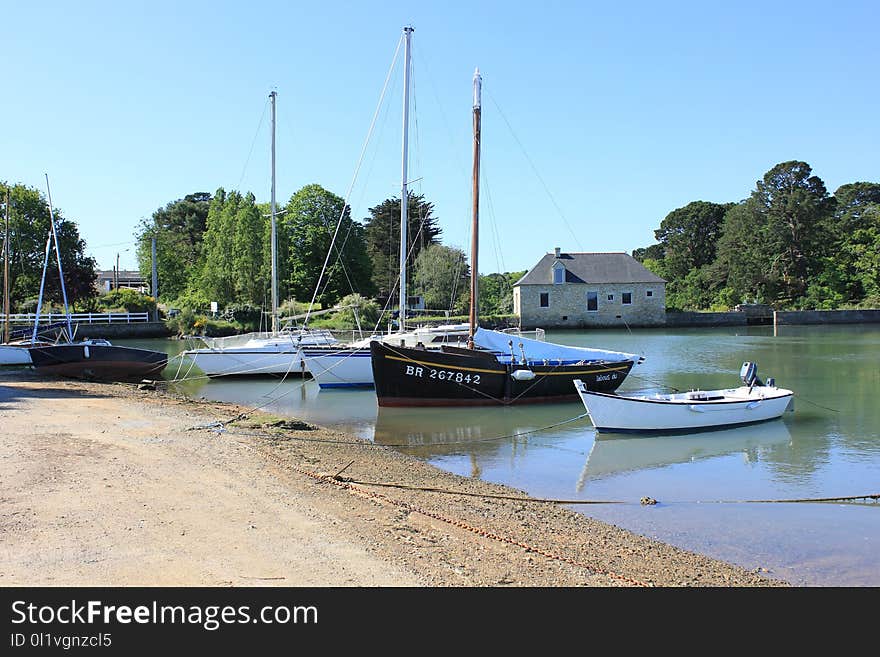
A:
705,493,880,505
792,395,840,413
625,372,682,393
236,96,270,192
481,156,507,279
486,88,583,252
302,33,404,328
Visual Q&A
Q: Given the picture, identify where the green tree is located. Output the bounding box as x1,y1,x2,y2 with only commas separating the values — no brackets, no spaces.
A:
2,182,97,310
479,271,524,315
654,201,732,281
135,192,210,301
411,244,469,313
755,161,833,302
364,193,441,301
199,188,239,305
280,184,374,307
232,192,267,306
712,200,779,305
631,243,665,263
827,182,880,303
714,162,833,305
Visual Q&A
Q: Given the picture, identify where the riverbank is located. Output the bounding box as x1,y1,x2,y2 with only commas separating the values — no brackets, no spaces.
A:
0,369,788,587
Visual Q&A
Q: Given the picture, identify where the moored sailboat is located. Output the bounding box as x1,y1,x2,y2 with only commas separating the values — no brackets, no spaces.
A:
369,68,642,407
182,91,340,377
26,175,168,382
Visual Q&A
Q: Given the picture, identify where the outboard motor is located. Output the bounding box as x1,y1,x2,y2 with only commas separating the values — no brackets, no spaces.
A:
740,361,764,387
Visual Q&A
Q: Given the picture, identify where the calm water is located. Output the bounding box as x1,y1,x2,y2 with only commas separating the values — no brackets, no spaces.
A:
124,324,880,586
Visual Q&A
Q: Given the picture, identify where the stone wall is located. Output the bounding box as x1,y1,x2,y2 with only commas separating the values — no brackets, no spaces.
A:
774,309,880,325
516,282,666,329
663,312,750,327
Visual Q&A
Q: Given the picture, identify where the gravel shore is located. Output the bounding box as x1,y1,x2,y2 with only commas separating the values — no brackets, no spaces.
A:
0,370,788,587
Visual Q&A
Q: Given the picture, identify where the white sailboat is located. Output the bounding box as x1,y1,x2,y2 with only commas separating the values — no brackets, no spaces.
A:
183,91,339,377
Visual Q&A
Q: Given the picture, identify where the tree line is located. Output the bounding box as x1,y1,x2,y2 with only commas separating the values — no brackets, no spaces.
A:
632,161,880,310
133,183,521,323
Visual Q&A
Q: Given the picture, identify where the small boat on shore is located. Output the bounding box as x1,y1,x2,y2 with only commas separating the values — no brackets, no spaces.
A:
29,339,168,382
574,362,794,434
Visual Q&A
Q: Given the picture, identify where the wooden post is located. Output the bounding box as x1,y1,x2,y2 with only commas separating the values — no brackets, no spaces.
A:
3,187,9,344
773,310,778,337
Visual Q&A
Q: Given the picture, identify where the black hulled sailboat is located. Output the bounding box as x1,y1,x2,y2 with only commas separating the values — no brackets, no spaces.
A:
369,69,642,407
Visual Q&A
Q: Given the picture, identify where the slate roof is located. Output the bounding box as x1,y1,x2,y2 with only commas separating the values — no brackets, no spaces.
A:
515,252,666,286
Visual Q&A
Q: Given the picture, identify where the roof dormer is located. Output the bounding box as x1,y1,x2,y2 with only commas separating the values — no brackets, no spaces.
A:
552,260,566,284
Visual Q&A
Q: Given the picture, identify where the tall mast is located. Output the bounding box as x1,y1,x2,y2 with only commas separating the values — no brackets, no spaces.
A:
467,68,482,349
31,175,73,342
3,187,9,344
46,175,73,340
269,90,278,335
398,25,413,333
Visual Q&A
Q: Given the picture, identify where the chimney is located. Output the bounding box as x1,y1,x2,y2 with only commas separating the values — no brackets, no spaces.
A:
554,247,561,258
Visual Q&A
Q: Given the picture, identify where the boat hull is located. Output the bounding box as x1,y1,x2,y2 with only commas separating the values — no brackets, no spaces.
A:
181,330,339,377
301,325,474,389
371,341,634,407
301,348,374,388
0,344,35,365
574,380,794,434
183,346,308,377
28,344,168,382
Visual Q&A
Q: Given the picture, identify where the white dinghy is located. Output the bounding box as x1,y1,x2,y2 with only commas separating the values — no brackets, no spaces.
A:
574,362,794,434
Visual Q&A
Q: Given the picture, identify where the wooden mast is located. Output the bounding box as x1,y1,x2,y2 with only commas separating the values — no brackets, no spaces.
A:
467,68,482,350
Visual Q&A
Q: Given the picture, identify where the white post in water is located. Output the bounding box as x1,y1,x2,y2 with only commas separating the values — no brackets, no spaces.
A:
269,90,278,335
398,25,413,333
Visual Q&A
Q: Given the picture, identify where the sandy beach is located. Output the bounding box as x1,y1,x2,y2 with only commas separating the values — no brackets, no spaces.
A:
0,369,788,587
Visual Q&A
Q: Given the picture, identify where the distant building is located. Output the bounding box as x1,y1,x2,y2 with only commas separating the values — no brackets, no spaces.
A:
513,248,666,328
96,269,149,294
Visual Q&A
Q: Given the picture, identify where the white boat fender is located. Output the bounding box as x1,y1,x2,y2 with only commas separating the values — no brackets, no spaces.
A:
511,369,536,381
84,345,90,358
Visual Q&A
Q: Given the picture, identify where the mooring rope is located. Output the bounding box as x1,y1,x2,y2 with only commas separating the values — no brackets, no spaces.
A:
196,410,592,448
249,441,650,586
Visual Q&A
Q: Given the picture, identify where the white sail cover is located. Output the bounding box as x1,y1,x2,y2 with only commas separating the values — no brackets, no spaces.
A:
472,328,641,365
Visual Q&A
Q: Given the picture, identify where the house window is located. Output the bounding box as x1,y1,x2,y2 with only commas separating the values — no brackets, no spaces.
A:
646,290,653,297
622,292,632,305
607,294,614,301
553,266,565,284
539,292,549,308
586,291,598,312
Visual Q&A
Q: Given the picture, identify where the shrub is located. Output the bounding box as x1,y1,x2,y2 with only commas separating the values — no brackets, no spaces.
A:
171,290,212,313
98,288,157,314
333,294,381,330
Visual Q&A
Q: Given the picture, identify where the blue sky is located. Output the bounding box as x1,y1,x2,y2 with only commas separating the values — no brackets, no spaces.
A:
3,1,877,276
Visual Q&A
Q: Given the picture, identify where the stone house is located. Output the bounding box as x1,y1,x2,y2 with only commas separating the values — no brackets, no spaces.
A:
513,248,666,329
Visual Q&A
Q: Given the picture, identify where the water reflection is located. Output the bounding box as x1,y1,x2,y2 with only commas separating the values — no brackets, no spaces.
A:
372,403,586,456
577,419,794,490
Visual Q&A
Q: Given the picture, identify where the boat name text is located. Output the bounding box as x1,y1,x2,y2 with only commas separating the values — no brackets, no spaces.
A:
405,365,481,386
